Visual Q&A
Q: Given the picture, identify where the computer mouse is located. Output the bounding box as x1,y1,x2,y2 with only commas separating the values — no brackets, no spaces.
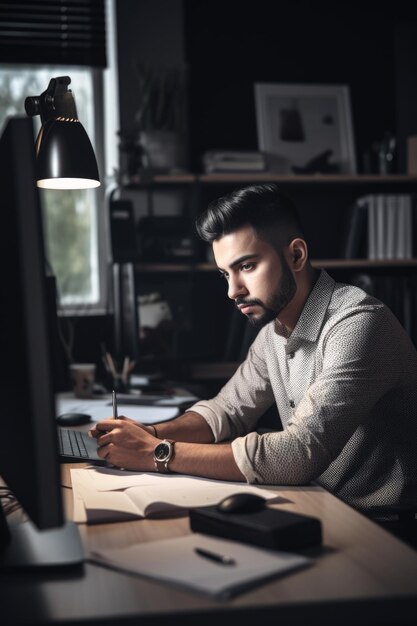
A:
56,412,92,426
217,492,267,514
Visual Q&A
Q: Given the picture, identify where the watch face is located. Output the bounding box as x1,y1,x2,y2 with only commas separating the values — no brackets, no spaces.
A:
154,442,170,462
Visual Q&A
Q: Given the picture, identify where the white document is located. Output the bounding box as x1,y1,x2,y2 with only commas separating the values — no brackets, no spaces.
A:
89,532,311,599
56,395,179,423
70,467,282,524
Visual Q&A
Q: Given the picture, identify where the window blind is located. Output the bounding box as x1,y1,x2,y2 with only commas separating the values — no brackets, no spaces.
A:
0,0,106,67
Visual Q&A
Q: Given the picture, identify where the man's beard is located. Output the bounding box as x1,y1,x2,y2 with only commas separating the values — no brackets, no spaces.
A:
235,257,296,330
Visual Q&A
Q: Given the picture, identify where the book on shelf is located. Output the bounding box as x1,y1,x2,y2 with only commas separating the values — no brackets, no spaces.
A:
343,193,415,261
71,467,282,524
203,150,266,173
342,200,368,258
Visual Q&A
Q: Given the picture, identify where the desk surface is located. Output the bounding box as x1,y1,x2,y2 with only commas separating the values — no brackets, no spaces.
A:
2,463,417,625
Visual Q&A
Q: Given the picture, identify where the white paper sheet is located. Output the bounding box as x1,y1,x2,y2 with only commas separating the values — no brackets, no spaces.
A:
89,533,311,599
70,467,282,523
56,395,179,423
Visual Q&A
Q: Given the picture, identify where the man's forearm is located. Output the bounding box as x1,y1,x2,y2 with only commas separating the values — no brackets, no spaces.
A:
94,412,245,480
152,412,245,481
169,441,245,481
152,410,214,443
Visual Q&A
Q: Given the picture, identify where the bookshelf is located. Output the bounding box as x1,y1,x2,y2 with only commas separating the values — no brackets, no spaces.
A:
132,259,417,273
198,173,417,185
112,173,417,376
121,172,417,263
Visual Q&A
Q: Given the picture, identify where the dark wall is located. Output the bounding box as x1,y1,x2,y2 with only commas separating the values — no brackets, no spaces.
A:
395,21,417,170
116,0,185,136
184,0,417,172
116,0,417,174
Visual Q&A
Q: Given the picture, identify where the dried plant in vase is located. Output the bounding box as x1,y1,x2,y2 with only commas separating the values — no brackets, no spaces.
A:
132,62,188,174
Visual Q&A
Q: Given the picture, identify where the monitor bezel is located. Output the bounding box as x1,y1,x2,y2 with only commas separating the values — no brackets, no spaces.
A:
0,115,83,570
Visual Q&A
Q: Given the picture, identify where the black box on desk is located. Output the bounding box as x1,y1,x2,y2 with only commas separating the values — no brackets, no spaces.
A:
189,506,322,552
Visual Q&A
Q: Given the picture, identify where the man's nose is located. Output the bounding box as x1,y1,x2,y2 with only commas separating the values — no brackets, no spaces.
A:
227,275,247,300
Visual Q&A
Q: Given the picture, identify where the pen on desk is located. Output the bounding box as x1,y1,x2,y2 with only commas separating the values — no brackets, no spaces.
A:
112,389,119,419
194,547,236,566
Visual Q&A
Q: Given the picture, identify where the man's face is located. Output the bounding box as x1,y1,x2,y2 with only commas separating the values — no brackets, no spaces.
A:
213,225,296,329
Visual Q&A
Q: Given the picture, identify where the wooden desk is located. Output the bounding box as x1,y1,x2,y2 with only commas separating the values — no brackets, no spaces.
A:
2,463,417,625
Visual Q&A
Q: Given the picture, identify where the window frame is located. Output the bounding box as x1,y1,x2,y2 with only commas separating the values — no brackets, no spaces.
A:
60,66,111,317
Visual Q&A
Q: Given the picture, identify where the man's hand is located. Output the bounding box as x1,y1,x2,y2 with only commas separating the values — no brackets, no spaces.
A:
89,417,157,471
87,413,244,482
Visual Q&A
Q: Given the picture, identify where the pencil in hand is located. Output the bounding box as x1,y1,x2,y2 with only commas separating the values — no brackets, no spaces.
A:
112,389,118,419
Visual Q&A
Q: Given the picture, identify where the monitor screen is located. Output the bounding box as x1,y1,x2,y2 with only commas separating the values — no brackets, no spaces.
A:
0,115,83,570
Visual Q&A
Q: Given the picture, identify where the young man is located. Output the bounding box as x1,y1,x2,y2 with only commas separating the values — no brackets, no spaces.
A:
91,183,417,519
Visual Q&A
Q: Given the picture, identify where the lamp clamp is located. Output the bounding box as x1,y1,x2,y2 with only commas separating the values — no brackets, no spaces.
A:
24,76,78,123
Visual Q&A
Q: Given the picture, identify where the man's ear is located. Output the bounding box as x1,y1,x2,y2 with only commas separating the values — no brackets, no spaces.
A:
288,238,308,272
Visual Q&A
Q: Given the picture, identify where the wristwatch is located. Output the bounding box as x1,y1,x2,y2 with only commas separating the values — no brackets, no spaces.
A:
153,439,175,473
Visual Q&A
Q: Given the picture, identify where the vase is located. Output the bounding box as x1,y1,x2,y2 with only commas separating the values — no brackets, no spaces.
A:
139,130,188,173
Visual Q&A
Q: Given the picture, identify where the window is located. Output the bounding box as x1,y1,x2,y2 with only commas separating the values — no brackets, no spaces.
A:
0,0,115,315
0,66,109,313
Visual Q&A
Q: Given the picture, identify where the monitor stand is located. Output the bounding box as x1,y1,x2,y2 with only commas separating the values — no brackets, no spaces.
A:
0,507,84,571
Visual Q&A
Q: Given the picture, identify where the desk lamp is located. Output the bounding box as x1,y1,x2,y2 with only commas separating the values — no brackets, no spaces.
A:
24,75,100,189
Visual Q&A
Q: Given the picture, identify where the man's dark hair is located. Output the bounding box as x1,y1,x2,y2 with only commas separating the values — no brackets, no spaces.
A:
195,183,305,249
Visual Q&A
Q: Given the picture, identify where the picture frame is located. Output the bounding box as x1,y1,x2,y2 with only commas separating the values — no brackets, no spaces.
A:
254,83,357,175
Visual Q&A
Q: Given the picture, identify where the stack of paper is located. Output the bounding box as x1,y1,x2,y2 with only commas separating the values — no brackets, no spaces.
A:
202,150,266,173
89,532,311,599
71,467,282,524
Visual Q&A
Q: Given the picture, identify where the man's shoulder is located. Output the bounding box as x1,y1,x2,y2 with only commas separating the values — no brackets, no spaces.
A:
330,279,384,313
322,279,415,350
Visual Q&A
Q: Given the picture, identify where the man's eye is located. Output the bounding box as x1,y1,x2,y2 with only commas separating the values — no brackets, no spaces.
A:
241,263,254,271
219,272,229,281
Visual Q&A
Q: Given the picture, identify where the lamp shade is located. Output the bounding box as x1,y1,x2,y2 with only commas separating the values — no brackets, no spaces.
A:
25,76,100,190
35,117,100,189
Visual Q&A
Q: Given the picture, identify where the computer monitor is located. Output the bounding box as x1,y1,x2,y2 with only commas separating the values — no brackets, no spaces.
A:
0,115,84,570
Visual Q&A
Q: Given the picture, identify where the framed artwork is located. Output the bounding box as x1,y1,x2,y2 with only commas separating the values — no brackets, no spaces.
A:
254,83,357,174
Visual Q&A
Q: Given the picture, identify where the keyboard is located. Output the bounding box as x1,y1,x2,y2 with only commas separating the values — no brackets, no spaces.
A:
58,427,103,463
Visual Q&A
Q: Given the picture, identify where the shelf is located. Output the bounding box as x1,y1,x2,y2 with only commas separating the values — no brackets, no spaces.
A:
314,258,417,269
121,173,417,188
197,173,417,184
133,262,212,272
123,173,197,188
113,173,417,366
132,259,417,273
